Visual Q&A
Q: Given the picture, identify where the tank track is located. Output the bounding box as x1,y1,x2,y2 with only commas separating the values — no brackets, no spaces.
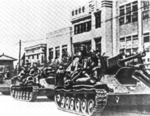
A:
54,89,107,116
10,85,38,102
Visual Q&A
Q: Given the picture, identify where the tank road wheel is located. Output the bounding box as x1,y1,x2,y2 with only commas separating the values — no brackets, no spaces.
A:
23,91,26,100
81,99,87,114
16,91,19,99
60,96,65,109
29,92,33,101
14,90,16,98
87,99,95,115
11,89,14,97
55,94,61,107
26,92,29,100
75,98,81,113
18,91,21,99
20,91,22,99
65,97,70,110
70,97,75,111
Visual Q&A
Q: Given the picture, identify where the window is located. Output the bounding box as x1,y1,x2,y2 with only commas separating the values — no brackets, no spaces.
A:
74,25,78,34
126,36,132,48
126,48,131,55
37,54,39,59
119,6,125,25
79,8,81,13
55,47,60,59
132,35,138,47
75,10,78,15
82,6,85,12
148,58,150,62
143,59,145,63
120,6,125,16
126,4,131,24
62,45,67,57
132,47,138,54
119,17,125,25
74,41,91,54
95,38,101,53
144,33,150,43
87,21,91,31
95,11,101,28
120,37,125,48
48,48,53,60
79,24,82,33
119,49,125,54
72,11,74,16
74,21,91,35
132,1,138,22
119,1,138,25
142,1,150,20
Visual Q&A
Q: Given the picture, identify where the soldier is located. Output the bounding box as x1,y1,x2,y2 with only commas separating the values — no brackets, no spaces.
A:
16,64,30,84
23,62,41,86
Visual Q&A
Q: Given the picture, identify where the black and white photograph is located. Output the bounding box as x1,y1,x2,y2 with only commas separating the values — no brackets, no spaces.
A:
0,0,150,116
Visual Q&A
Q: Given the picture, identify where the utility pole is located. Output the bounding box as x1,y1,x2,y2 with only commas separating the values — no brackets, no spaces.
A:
18,40,21,74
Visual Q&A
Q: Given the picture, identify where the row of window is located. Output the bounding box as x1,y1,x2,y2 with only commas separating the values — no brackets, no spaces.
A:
74,21,91,34
119,47,138,55
95,11,101,28
119,33,150,49
119,1,138,25
72,7,85,16
119,1,150,25
27,54,39,60
143,58,150,63
74,38,101,54
119,35,138,48
144,33,150,43
48,45,68,60
74,12,101,35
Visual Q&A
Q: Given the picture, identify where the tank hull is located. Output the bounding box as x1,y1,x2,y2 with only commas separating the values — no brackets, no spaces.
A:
102,93,150,115
10,85,54,102
54,84,109,116
0,79,11,95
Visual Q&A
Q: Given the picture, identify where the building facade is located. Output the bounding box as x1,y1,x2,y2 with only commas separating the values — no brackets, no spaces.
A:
45,0,150,68
24,44,47,65
0,53,17,78
71,0,113,56
46,27,72,63
113,0,150,68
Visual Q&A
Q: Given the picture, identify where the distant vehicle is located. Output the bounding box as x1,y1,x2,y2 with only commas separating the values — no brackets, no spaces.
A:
0,66,13,95
10,65,55,102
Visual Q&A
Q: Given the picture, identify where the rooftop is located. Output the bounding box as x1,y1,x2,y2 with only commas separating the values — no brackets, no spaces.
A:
0,53,17,61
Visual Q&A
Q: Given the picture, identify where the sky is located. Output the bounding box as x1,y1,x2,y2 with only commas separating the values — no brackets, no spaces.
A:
0,0,90,60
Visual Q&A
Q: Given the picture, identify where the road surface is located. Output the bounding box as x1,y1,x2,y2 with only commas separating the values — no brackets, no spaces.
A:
0,93,149,116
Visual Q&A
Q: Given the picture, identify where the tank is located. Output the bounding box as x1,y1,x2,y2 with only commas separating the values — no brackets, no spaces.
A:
10,66,55,102
101,52,150,116
0,71,12,95
54,51,150,116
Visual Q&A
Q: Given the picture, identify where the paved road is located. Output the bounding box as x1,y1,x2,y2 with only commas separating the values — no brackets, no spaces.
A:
0,93,76,116
0,93,149,116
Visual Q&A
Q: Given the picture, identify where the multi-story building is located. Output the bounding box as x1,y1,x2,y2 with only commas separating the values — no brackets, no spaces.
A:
113,0,150,68
46,0,150,68
24,44,47,65
71,0,113,56
46,27,72,63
